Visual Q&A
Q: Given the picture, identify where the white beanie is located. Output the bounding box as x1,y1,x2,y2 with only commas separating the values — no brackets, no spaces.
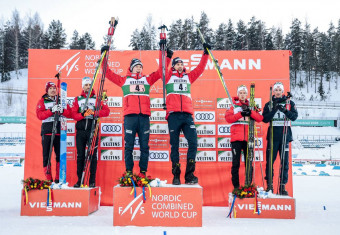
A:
82,77,92,88
273,82,284,93
237,85,248,95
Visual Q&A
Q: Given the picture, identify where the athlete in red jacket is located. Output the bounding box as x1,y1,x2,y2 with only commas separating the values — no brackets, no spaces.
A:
225,85,263,189
71,77,110,187
101,45,173,176
36,81,72,182
165,43,210,185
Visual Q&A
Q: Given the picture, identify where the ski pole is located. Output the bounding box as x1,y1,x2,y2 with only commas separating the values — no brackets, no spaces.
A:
196,25,234,108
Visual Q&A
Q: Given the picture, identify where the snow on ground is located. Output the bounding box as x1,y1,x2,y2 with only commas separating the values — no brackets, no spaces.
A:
0,69,28,117
0,165,339,235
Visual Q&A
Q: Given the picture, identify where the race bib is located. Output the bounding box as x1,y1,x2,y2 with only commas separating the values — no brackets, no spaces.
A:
174,83,188,91
130,84,145,92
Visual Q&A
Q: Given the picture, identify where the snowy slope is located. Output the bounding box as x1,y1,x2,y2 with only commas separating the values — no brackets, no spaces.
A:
0,69,28,117
0,166,339,235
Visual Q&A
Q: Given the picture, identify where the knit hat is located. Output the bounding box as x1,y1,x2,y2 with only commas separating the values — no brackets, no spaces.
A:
130,58,143,72
273,82,284,93
45,82,56,92
172,57,183,67
237,85,248,95
82,77,92,88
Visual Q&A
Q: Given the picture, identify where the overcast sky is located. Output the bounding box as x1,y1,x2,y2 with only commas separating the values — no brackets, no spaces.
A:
1,0,339,50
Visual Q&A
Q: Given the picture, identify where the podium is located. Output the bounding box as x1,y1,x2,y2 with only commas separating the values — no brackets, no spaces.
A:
113,184,202,227
21,187,100,216
229,195,296,219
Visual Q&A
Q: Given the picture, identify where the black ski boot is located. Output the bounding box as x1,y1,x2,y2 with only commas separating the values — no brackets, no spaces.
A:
89,183,96,188
54,179,59,184
279,184,288,195
266,181,273,192
185,159,198,184
172,163,181,185
73,180,81,188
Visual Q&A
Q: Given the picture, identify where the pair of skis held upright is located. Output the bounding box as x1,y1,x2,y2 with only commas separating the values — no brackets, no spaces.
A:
46,17,118,187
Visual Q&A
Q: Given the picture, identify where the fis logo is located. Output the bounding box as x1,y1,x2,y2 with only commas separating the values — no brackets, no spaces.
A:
118,193,145,221
56,52,81,77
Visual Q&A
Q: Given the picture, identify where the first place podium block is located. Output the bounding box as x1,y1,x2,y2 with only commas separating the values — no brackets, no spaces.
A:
229,196,296,219
21,187,100,216
113,184,202,227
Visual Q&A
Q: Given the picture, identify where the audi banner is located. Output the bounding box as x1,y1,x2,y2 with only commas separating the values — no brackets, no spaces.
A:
194,111,215,123
101,123,123,134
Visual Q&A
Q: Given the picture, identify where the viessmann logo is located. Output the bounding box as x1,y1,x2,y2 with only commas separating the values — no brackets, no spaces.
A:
56,52,81,77
29,201,82,212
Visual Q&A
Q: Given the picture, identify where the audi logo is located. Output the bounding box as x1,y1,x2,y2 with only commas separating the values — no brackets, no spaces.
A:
219,126,230,133
101,125,122,132
149,152,169,159
195,113,214,120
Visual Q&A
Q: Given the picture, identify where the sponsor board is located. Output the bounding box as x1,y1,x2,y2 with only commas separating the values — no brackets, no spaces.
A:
150,124,168,135
104,111,123,122
150,111,166,122
100,136,123,148
196,124,215,135
193,98,215,109
67,122,75,134
101,123,123,134
113,185,203,226
67,136,75,147
100,150,123,161
66,149,76,160
216,98,232,109
196,151,216,162
218,151,233,162
179,137,216,149
217,137,231,149
150,98,164,109
21,188,99,216
149,137,169,148
230,196,296,219
216,109,227,123
217,124,231,135
255,138,263,148
134,137,140,149
149,151,169,162
132,150,141,161
107,96,123,108
194,111,215,123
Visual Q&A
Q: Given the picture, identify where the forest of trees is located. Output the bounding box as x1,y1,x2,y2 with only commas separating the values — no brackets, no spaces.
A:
1,10,340,100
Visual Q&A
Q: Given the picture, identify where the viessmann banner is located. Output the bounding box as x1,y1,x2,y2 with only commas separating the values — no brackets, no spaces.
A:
25,49,292,206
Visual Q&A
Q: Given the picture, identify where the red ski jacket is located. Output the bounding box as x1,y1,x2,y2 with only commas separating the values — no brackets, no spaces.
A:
104,51,170,116
225,97,263,142
165,53,208,119
71,89,110,121
36,94,72,135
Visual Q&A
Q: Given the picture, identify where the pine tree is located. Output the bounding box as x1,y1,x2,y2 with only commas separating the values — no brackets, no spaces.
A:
69,30,80,49
139,15,157,50
273,27,284,49
234,20,248,50
168,19,182,50
225,19,236,50
42,20,67,49
214,23,227,50
78,32,95,50
195,12,214,50
129,29,141,50
180,17,195,50
264,29,274,50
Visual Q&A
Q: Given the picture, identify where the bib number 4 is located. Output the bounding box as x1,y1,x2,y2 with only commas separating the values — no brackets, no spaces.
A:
174,83,188,91
130,84,145,92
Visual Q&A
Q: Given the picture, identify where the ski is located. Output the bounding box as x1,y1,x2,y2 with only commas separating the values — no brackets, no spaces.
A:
267,86,274,191
158,24,168,110
196,25,234,108
245,83,255,185
81,17,118,187
59,82,67,184
46,73,61,176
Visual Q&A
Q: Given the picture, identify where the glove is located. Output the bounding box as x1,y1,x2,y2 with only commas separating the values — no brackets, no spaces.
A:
166,48,173,59
58,105,64,114
159,39,166,47
51,104,61,113
81,109,94,117
101,45,109,54
203,43,212,55
241,108,251,117
277,105,287,113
